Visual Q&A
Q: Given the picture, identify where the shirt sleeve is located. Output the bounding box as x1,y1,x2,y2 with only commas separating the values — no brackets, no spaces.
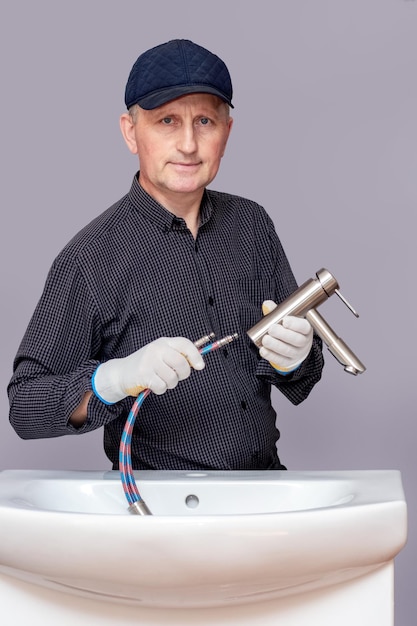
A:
7,253,124,439
256,335,324,404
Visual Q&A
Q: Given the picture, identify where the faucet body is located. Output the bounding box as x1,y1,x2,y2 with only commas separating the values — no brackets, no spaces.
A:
246,268,366,375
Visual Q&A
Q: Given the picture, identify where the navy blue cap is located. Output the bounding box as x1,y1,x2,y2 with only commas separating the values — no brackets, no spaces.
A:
124,39,233,110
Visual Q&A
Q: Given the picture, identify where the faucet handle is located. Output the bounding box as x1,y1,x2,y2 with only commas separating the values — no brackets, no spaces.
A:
315,268,359,318
335,289,360,318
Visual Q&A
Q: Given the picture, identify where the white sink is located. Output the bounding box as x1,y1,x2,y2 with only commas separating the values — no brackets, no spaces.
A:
0,469,407,609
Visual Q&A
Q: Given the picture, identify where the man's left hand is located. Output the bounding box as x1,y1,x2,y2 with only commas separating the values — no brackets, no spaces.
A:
259,301,313,374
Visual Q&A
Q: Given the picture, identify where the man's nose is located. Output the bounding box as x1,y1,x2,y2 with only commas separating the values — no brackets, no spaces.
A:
177,124,198,153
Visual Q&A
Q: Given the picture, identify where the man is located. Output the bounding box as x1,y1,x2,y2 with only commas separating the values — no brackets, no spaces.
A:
8,39,324,470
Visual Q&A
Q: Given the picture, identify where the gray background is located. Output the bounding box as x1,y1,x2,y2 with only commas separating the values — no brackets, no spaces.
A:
0,1,415,623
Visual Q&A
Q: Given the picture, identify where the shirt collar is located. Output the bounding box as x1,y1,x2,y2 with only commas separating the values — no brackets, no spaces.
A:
128,173,213,232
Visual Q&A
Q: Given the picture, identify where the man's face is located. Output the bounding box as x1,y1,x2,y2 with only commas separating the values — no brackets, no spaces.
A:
121,93,233,207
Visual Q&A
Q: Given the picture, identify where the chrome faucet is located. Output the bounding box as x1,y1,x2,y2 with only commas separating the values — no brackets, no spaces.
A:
247,268,366,375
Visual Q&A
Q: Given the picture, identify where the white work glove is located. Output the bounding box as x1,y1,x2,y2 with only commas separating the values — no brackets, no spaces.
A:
92,337,205,404
259,300,314,375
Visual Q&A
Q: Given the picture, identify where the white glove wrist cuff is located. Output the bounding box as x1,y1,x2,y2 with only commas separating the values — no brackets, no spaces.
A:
269,359,303,376
92,363,125,405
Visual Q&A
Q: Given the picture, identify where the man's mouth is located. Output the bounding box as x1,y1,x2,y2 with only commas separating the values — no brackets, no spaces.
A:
170,162,201,169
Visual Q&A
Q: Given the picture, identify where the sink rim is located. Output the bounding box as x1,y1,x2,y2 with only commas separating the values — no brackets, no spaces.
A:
0,469,407,608
0,468,406,517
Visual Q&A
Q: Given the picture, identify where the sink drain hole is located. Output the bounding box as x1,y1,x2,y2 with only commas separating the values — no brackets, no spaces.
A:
185,494,200,509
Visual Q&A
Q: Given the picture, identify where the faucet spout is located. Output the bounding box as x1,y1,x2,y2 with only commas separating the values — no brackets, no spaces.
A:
306,309,366,375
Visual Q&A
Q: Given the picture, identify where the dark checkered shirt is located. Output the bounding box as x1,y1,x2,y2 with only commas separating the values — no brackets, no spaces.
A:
8,175,324,470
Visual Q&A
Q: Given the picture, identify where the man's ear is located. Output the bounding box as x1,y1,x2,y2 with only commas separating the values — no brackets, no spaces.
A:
220,116,233,158
120,113,138,155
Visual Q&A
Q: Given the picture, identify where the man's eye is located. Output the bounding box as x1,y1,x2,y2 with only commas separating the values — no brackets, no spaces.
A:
162,117,173,124
200,117,210,125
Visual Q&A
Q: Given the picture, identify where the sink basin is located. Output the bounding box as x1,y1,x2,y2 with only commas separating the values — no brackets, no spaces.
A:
0,469,407,608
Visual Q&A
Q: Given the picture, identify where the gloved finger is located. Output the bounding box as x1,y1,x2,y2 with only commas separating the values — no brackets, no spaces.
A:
262,300,277,315
259,346,297,367
261,335,304,361
266,322,312,349
147,374,169,396
152,362,181,391
167,337,205,371
282,315,313,336
161,348,192,382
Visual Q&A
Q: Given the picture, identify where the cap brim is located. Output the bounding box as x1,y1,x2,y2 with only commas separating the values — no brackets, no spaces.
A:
136,84,233,110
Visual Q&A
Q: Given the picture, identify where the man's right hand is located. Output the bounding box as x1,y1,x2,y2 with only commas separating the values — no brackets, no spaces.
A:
92,337,205,404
